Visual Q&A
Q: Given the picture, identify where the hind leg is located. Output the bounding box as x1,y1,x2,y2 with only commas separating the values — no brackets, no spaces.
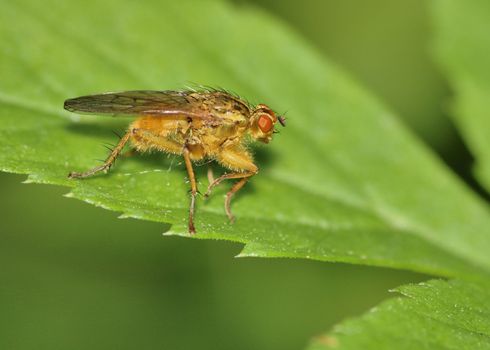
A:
68,131,132,179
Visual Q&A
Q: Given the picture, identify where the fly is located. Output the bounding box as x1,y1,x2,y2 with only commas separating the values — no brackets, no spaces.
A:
64,89,286,233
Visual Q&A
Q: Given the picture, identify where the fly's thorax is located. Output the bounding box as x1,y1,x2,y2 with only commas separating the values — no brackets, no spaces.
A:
211,120,246,139
197,122,245,155
249,104,278,144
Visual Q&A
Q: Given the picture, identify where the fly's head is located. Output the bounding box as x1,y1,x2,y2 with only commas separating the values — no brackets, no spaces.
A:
250,104,286,144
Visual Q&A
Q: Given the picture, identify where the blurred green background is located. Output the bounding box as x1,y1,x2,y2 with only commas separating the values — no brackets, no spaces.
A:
2,0,463,349
247,0,474,179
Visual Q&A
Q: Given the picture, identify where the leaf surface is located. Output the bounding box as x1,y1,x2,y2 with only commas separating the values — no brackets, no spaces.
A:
308,279,490,350
0,0,489,276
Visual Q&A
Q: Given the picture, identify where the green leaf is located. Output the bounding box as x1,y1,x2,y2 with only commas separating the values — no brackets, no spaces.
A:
307,279,490,350
1,0,490,277
432,0,490,192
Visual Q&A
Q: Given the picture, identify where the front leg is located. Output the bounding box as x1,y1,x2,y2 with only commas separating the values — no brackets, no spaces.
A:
207,146,258,222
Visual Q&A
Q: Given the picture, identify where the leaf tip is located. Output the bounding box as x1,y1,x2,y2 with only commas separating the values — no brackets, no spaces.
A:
236,244,265,258
22,174,38,184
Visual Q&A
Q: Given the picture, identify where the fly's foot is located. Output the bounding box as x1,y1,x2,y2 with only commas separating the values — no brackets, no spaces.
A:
67,164,110,179
204,187,212,199
68,171,81,179
204,187,216,199
188,190,197,234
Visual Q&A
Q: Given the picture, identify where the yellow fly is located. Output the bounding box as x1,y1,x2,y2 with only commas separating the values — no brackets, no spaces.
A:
65,89,286,233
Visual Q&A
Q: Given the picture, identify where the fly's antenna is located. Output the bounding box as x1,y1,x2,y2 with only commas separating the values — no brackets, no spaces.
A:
278,115,287,127
277,110,288,127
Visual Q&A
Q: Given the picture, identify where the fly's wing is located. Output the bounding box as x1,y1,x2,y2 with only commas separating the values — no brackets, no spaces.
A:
64,90,214,120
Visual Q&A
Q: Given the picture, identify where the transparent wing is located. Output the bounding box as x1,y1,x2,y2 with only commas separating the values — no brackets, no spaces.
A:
64,90,211,119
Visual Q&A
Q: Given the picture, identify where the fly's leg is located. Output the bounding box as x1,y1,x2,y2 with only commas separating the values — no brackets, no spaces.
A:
206,170,256,223
206,146,258,222
125,125,195,231
205,170,257,197
225,176,252,223
68,131,132,179
183,146,198,234
207,166,215,185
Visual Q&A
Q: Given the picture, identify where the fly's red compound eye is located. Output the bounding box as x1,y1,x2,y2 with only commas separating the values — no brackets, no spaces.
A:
258,114,273,133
